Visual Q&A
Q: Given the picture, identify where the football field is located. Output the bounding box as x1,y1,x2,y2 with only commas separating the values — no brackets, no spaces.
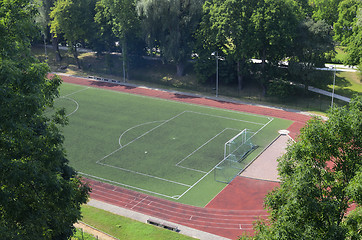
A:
53,82,292,206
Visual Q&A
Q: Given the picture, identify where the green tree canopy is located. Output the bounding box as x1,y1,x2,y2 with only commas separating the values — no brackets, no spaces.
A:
50,0,97,68
96,0,142,80
0,0,90,238
288,18,334,91
137,0,204,76
309,0,343,26
334,0,362,45
250,96,362,240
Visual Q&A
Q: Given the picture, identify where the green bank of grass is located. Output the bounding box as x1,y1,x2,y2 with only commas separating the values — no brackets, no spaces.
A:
81,205,196,240
71,228,98,240
334,46,348,63
329,71,362,97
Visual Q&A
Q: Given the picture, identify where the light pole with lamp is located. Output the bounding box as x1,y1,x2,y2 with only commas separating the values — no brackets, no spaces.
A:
211,51,219,97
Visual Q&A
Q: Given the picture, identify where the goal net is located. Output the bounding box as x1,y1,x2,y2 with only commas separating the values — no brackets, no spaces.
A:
215,129,257,183
224,129,255,162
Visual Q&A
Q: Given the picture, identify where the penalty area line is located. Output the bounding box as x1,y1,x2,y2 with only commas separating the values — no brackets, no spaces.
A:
79,172,183,200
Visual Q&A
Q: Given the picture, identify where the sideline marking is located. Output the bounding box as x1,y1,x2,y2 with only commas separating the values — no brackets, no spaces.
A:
97,111,186,164
97,162,191,187
79,172,180,199
186,111,266,125
175,128,237,173
176,117,273,200
61,83,277,200
62,86,90,97
95,110,274,200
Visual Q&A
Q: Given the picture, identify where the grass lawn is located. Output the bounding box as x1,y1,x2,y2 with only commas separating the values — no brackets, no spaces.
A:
329,71,362,97
71,228,98,240
80,205,196,240
334,46,348,63
53,82,291,206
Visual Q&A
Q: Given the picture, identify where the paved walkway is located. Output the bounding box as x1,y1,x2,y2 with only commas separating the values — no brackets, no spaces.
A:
241,134,292,182
88,199,229,240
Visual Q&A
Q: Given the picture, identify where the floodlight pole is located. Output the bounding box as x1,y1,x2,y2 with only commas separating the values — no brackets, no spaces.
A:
211,51,219,97
331,65,336,108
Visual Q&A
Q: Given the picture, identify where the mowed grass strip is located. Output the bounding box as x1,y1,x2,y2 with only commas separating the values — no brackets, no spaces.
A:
81,205,196,240
56,82,292,206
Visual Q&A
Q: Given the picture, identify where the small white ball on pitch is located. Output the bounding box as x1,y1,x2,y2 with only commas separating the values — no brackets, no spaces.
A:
145,151,148,154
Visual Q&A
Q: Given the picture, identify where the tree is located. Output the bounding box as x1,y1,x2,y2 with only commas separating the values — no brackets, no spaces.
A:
288,18,334,92
200,0,255,91
250,96,362,240
36,0,63,62
334,0,362,45
309,0,343,26
343,5,362,68
137,0,204,76
249,0,301,92
0,0,90,239
97,0,142,80
50,0,96,68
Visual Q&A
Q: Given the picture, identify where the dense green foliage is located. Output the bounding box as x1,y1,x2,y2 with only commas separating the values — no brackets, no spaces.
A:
38,0,361,95
248,96,362,239
334,0,362,67
0,0,90,239
50,0,97,68
137,0,204,76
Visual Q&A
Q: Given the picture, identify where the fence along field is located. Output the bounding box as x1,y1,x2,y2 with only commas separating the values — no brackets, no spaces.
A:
53,82,292,207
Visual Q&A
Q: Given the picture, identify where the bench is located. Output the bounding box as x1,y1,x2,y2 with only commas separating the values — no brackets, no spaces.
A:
147,219,179,232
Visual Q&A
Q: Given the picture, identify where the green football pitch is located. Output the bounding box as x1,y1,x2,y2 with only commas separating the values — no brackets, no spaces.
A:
52,82,292,207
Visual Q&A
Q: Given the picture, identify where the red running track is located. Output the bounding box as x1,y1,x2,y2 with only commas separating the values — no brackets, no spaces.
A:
54,74,311,239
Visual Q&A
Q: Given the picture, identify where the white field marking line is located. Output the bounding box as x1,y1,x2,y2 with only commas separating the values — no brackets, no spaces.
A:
79,172,181,199
175,117,274,200
185,110,266,126
97,162,191,187
90,193,258,229
60,97,79,117
118,120,165,147
91,194,257,228
76,82,271,120
96,109,267,198
96,111,186,164
91,182,269,215
175,128,238,173
48,87,88,116
61,86,90,98
131,196,148,210
90,190,262,224
176,165,206,173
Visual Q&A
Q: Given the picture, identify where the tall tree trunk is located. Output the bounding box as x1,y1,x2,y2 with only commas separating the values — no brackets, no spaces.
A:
261,48,266,71
261,47,267,96
122,40,127,82
51,34,62,62
73,44,81,69
176,62,185,77
237,60,244,92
